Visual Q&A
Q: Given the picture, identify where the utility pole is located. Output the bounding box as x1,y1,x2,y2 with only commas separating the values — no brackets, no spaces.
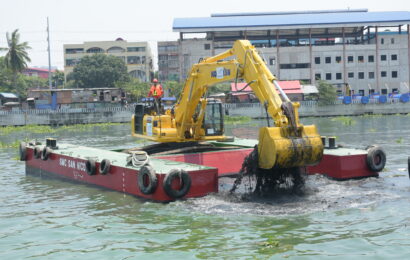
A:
47,17,52,89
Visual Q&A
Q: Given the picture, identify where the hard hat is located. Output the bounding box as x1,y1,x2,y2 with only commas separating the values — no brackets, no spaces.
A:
152,78,158,83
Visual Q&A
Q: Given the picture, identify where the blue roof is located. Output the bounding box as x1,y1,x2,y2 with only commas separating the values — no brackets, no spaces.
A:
0,93,18,98
173,11,410,32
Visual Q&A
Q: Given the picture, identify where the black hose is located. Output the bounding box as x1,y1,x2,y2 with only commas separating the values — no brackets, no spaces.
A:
264,102,270,127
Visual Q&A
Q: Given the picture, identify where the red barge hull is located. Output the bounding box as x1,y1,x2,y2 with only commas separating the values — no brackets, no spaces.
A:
24,144,218,202
22,138,382,202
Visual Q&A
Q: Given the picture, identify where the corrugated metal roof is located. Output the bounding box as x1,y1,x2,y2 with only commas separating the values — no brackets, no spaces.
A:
0,93,18,98
301,85,319,94
231,81,302,94
173,11,410,32
211,9,369,17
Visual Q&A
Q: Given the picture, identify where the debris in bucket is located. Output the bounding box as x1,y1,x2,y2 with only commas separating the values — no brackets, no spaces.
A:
230,145,306,196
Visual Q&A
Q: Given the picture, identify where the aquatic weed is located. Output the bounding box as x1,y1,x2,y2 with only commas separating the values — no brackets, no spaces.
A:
225,116,252,125
331,116,356,126
0,123,124,135
395,137,403,144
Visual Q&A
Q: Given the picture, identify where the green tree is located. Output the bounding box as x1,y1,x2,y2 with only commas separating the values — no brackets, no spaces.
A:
52,70,65,88
0,57,47,98
0,29,31,87
317,80,337,106
116,78,150,102
68,54,130,88
164,81,184,98
208,83,231,95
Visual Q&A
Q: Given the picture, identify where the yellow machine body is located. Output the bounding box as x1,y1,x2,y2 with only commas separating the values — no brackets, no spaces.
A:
132,40,323,169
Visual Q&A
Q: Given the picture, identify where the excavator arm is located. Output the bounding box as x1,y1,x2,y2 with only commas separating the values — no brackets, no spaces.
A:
132,40,323,169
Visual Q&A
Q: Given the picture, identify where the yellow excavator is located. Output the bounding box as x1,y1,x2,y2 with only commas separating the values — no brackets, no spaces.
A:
132,40,323,170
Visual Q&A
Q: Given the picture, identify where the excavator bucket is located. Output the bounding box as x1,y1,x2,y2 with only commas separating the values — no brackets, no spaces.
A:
257,125,323,169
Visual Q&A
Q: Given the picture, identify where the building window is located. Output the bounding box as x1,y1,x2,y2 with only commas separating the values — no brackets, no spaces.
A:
359,89,365,95
391,38,395,44
381,38,384,44
325,73,332,80
127,56,140,64
358,56,364,63
315,73,321,80
392,71,398,78
158,45,177,52
127,47,145,52
381,89,388,94
86,47,104,53
348,72,354,78
107,46,125,53
358,72,364,79
314,57,320,64
381,71,387,77
347,56,354,63
368,72,375,79
368,55,374,62
336,73,342,80
381,55,387,61
66,48,84,54
391,54,398,61
279,63,310,69
66,58,80,66
325,57,331,64
335,56,342,63
204,44,211,50
269,58,276,65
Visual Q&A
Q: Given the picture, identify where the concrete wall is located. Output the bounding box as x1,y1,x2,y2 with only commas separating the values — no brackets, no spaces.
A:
3,102,410,126
225,101,410,118
0,107,134,126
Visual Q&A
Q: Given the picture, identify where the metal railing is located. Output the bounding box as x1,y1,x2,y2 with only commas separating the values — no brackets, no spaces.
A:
224,98,410,109
0,106,134,116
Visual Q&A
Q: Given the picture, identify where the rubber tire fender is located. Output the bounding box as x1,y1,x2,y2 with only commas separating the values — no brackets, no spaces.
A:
19,142,27,161
366,146,386,172
408,156,410,179
163,169,191,199
138,165,158,195
34,146,42,159
86,159,96,176
99,159,111,175
41,147,52,161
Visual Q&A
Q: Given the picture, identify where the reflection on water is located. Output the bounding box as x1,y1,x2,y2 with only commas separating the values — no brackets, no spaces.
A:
1,116,410,258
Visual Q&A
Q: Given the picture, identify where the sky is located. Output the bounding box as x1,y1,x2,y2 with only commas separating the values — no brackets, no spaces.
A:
0,0,409,70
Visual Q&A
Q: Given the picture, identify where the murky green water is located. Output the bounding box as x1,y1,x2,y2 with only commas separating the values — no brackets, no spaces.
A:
1,116,410,259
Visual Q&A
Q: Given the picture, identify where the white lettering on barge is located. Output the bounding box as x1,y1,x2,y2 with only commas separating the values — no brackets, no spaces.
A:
59,158,87,173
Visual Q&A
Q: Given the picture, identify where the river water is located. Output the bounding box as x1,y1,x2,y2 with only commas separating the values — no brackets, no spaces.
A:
1,116,410,259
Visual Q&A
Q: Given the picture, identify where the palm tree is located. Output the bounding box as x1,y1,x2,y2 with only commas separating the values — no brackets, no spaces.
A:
0,29,31,87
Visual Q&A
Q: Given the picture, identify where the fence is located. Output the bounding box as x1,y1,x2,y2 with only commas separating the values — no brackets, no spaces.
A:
225,100,410,118
0,106,135,126
0,106,134,116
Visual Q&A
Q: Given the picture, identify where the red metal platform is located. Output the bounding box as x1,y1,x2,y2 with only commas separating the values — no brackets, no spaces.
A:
21,138,382,202
23,143,218,202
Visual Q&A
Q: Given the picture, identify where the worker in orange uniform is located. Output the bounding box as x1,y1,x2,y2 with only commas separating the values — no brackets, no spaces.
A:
148,78,163,113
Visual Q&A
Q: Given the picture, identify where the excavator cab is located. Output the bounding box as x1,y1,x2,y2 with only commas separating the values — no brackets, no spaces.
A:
202,99,224,137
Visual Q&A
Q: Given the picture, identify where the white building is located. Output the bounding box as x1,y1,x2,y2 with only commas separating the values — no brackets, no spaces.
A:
160,9,410,95
64,38,153,82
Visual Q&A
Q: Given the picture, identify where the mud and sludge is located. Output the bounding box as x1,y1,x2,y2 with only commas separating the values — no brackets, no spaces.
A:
182,172,407,216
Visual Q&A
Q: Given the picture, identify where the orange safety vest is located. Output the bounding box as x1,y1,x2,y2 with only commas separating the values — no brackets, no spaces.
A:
149,84,163,98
